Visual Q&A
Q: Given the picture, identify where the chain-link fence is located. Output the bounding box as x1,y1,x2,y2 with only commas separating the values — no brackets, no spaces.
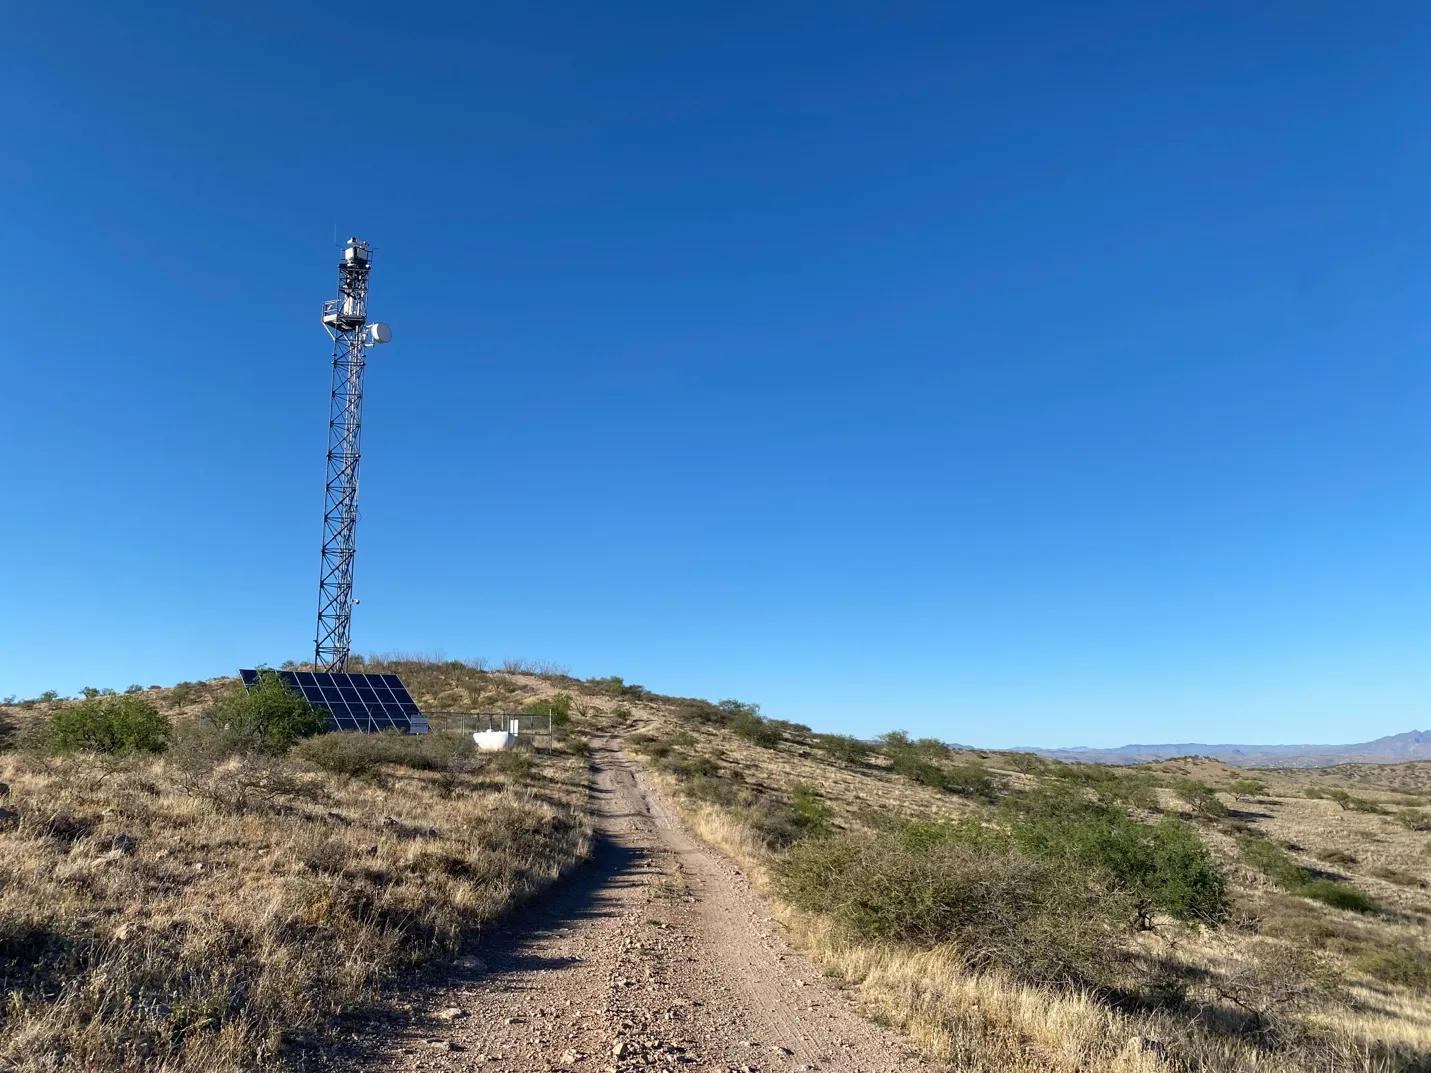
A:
423,712,555,753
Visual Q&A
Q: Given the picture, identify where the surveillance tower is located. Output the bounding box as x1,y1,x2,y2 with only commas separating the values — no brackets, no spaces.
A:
315,238,391,672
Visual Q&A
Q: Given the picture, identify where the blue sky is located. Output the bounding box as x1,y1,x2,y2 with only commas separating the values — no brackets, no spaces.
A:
2,4,1428,747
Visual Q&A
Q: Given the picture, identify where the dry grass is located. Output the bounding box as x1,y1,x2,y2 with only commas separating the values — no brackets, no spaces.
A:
631,710,1431,1072
0,687,591,1071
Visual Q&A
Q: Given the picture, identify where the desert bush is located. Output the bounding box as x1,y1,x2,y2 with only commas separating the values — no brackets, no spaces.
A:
521,692,572,726
293,730,476,778
727,704,781,748
1369,865,1425,888
0,708,14,752
815,734,870,765
1356,947,1431,992
790,783,833,837
204,669,326,753
588,675,645,699
1240,836,1312,887
883,741,996,800
1395,808,1431,832
1298,879,1376,913
1008,790,1228,927
1175,778,1230,818
1048,762,1158,810
1315,848,1358,865
166,681,200,707
1213,939,1344,1035
46,694,170,756
293,732,381,777
1238,835,1376,914
487,749,534,778
776,818,1127,988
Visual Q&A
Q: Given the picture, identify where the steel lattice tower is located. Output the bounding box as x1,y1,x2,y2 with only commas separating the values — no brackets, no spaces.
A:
315,238,390,672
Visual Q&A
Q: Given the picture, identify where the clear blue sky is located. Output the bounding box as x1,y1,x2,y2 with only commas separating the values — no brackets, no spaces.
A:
3,4,1428,748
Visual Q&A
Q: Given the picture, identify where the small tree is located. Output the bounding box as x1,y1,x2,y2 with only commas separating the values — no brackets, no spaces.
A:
47,694,171,755
1226,778,1267,801
1175,779,1229,818
206,669,326,753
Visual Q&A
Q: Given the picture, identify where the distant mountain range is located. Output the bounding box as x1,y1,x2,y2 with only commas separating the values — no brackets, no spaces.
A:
1029,730,1431,768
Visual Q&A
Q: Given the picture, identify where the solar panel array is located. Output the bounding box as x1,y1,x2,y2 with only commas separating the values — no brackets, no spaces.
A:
239,670,427,734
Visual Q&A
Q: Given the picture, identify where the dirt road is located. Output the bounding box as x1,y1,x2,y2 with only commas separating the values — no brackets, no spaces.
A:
374,738,924,1073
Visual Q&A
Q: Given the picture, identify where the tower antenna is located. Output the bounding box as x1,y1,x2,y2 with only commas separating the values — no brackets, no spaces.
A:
315,238,391,671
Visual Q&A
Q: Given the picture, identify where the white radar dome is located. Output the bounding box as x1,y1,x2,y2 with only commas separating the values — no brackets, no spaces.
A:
369,322,392,344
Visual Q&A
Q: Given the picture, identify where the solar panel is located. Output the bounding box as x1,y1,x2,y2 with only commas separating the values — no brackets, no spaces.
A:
238,669,426,734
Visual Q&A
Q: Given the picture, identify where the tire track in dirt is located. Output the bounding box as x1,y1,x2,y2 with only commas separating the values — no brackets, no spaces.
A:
371,737,924,1073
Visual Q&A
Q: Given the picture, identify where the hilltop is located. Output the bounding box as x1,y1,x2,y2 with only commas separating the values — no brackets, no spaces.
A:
2,660,1430,1072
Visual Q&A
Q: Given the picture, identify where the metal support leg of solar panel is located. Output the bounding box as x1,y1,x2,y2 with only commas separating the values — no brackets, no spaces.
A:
315,238,391,674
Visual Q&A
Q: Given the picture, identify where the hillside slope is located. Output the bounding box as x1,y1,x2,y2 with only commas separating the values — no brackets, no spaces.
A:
5,661,1431,1073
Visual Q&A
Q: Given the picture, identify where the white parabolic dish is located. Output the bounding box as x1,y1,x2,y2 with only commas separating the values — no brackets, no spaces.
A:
369,322,392,344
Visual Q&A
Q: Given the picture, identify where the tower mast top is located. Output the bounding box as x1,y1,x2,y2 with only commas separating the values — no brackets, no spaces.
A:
314,238,390,672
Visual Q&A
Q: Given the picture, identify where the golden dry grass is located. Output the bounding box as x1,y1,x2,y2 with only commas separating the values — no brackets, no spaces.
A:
0,690,591,1071
632,711,1431,1072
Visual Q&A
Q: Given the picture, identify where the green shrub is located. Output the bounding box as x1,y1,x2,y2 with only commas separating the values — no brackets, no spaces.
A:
943,762,996,800
1008,790,1228,926
1174,779,1229,818
1300,879,1377,913
587,676,645,699
1238,835,1377,914
1356,947,1431,992
521,692,572,726
776,819,1126,987
205,669,326,753
1048,762,1158,810
884,745,995,800
487,749,534,778
46,695,170,756
668,699,728,725
1239,835,1312,888
790,783,833,837
727,704,781,748
816,734,870,765
292,732,380,777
